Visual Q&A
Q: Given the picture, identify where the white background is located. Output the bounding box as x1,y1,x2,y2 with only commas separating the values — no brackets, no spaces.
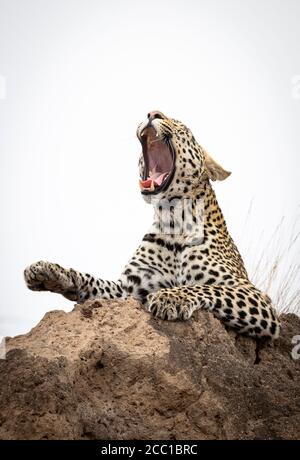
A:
0,0,299,336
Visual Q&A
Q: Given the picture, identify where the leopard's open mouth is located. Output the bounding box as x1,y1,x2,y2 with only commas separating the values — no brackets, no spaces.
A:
139,126,175,195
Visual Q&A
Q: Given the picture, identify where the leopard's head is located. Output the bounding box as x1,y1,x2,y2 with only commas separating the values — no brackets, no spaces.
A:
137,111,231,201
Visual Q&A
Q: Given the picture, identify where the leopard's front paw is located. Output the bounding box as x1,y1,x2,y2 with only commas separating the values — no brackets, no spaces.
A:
147,289,195,321
24,261,77,300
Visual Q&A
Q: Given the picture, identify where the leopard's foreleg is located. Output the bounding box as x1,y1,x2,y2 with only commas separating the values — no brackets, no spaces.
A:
147,283,280,339
24,260,124,302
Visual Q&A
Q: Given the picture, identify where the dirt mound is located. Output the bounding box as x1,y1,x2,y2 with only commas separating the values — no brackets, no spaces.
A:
0,299,299,439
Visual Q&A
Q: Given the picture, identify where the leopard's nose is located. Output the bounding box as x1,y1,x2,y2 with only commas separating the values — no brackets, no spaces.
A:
147,111,165,122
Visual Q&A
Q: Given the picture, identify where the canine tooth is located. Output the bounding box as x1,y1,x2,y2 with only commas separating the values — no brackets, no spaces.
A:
150,181,155,191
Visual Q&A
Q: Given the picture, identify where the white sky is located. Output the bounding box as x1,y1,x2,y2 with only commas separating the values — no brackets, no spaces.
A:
0,0,299,336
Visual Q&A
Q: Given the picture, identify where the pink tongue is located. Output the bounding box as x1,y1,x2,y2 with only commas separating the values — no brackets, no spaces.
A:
141,172,167,189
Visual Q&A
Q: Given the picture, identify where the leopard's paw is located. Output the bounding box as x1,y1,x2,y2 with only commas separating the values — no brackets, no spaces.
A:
24,261,77,299
147,289,194,321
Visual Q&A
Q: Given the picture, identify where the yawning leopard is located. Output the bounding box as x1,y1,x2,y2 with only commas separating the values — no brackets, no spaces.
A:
24,110,280,339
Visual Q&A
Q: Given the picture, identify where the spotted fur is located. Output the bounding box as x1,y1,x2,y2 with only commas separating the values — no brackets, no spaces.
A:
24,111,280,339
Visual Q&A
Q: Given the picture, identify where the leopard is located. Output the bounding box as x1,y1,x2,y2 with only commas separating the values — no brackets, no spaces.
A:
24,110,280,339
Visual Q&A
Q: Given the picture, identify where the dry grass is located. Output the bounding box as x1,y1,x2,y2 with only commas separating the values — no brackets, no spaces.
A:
240,203,300,315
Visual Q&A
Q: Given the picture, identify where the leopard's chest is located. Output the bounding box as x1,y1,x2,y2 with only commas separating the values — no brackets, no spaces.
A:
176,243,227,287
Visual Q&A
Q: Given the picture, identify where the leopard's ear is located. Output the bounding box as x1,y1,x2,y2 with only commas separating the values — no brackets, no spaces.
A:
203,149,231,181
